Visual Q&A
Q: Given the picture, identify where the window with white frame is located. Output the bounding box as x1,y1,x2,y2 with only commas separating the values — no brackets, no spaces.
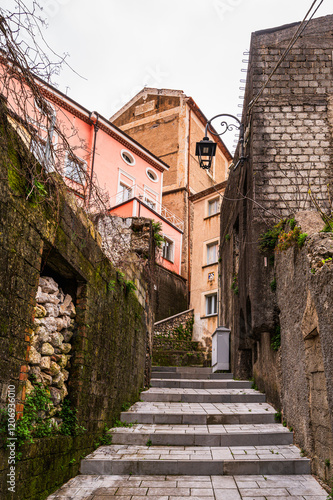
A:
206,241,218,265
144,197,156,210
121,150,135,166
65,154,87,185
206,293,217,316
208,197,220,217
162,237,174,262
146,168,158,182
119,182,133,202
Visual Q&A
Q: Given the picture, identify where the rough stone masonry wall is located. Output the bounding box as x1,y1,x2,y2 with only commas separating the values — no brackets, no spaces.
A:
219,15,333,485
250,15,333,218
0,106,154,500
154,264,188,322
28,276,75,415
254,219,333,481
153,309,207,367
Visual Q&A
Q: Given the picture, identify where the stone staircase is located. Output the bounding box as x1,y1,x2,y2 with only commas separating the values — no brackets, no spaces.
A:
81,367,309,476
49,367,328,499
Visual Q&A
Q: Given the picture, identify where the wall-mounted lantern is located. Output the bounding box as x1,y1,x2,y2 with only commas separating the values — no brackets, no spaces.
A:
195,114,246,171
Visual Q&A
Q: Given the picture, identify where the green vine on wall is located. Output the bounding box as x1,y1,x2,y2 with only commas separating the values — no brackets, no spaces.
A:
231,273,239,295
171,317,194,341
0,383,86,461
271,325,281,351
259,218,307,254
152,221,165,249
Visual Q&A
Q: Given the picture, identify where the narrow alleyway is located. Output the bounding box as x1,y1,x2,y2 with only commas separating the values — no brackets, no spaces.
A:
49,368,328,499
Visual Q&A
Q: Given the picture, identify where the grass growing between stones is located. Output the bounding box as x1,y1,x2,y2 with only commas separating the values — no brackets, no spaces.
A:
0,383,86,461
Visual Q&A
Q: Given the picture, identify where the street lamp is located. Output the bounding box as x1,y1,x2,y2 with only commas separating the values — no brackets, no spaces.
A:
195,114,246,171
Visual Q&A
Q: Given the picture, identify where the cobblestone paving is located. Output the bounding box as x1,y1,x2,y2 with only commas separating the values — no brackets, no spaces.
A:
48,474,328,499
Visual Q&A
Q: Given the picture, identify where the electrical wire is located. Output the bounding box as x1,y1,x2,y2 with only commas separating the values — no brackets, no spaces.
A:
247,0,324,113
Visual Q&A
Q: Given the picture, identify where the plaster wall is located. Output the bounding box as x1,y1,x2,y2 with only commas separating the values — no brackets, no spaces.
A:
190,191,223,345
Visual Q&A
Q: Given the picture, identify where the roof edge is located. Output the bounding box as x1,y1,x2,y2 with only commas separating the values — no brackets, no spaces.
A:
109,87,186,122
189,181,227,202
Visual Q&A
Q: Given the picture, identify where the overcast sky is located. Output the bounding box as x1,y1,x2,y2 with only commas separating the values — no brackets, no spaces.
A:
3,1,332,151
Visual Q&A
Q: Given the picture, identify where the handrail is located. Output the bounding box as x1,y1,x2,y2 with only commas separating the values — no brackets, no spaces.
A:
110,184,184,231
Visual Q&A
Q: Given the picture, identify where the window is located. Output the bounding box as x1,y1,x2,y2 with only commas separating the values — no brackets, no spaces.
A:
144,197,156,210
206,241,218,265
65,154,87,185
119,183,133,202
146,168,158,182
208,198,220,217
121,150,135,166
162,237,174,262
30,135,47,161
206,293,217,316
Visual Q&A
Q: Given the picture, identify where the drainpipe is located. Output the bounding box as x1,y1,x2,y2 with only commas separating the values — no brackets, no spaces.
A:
187,107,191,305
45,112,56,165
88,112,99,206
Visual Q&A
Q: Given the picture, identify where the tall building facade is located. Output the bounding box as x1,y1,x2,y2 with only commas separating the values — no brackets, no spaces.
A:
111,88,232,341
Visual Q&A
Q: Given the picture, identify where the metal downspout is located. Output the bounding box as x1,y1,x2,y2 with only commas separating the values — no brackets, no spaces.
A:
88,112,99,206
187,107,191,305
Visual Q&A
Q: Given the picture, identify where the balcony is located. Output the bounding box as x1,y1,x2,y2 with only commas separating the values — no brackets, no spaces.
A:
109,184,184,232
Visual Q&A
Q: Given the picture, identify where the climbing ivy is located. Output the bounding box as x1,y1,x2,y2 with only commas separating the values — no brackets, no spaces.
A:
0,383,86,461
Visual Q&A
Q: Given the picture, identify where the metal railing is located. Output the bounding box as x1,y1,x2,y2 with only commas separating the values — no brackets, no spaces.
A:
110,184,184,232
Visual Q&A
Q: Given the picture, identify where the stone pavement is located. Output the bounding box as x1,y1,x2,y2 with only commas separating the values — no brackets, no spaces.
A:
48,367,329,499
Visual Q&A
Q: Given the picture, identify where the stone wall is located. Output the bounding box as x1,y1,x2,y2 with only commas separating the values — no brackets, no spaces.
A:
28,276,75,412
219,15,333,484
153,309,207,366
272,224,332,480
0,104,154,499
154,264,188,322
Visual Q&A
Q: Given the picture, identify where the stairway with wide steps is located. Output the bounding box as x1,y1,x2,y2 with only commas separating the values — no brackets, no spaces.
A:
81,367,309,476
49,367,329,499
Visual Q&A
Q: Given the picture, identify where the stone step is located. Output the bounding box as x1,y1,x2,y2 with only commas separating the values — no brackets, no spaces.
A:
152,370,233,380
151,378,252,389
122,410,277,425
152,366,213,373
110,423,294,447
121,401,276,425
80,444,310,476
141,388,266,403
48,474,329,499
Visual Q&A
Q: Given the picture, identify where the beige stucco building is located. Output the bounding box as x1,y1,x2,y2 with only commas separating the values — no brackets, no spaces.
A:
189,182,226,345
111,88,232,341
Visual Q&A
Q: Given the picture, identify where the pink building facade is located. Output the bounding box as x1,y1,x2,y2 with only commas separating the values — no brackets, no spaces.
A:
1,61,183,274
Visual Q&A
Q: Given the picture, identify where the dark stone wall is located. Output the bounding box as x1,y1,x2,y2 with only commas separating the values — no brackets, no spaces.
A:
273,232,333,480
155,264,188,322
219,14,333,482
153,309,206,367
220,13,333,376
0,105,153,499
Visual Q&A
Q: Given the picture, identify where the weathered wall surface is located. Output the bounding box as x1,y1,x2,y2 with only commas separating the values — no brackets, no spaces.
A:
274,230,333,480
153,309,207,366
219,15,333,484
154,264,188,322
0,106,154,499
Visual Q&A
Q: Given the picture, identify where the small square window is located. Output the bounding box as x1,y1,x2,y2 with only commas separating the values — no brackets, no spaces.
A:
208,198,220,217
206,241,218,265
206,293,217,316
65,154,87,185
162,237,174,262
